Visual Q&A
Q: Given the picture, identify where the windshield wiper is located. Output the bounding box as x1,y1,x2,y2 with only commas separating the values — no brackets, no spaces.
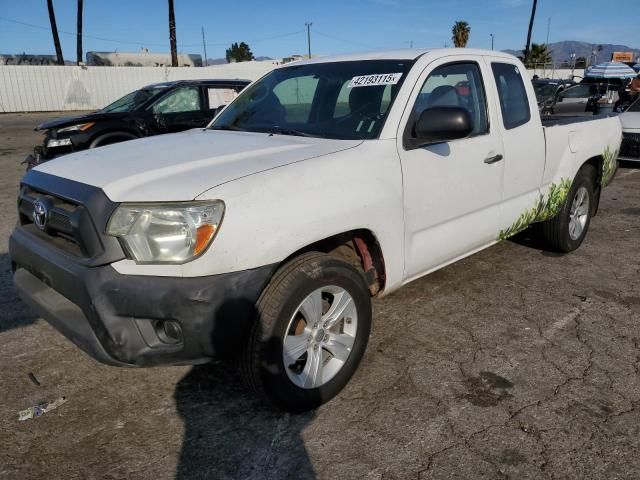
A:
263,127,322,138
209,124,245,132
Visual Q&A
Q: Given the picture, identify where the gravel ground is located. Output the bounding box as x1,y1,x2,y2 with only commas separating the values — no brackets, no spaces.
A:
0,112,639,480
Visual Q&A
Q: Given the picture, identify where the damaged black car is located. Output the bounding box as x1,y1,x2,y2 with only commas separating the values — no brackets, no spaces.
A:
25,78,250,168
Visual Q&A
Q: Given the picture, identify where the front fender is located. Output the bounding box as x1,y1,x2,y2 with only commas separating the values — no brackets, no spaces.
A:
190,140,406,290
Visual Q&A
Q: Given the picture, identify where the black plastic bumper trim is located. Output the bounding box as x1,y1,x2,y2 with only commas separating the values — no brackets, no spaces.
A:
10,227,278,367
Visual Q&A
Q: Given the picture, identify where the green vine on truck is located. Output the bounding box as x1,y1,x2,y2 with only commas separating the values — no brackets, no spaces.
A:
601,146,618,186
498,178,571,241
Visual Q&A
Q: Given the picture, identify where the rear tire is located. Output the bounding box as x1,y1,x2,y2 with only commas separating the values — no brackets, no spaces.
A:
542,166,596,252
241,252,372,412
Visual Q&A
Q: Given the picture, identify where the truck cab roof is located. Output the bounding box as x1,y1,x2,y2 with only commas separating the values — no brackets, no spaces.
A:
290,48,518,65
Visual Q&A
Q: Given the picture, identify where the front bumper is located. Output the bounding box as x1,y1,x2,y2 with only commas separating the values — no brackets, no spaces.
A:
10,226,276,367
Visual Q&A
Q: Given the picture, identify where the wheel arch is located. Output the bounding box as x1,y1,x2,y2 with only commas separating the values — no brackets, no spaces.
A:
579,155,604,215
279,229,387,297
89,129,139,148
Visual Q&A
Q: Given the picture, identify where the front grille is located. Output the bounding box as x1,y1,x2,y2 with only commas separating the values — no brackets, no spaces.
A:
620,132,640,160
18,187,90,257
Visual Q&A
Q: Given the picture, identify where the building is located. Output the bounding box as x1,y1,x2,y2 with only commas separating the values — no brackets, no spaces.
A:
86,50,203,67
0,54,60,65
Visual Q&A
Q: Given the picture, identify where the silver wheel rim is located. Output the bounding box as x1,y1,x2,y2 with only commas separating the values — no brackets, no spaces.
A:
283,285,358,389
569,186,589,241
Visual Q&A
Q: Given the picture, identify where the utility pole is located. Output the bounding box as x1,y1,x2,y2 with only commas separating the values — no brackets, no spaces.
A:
47,0,64,65
168,0,178,67
570,52,576,79
77,0,83,65
305,22,312,59
490,33,494,50
545,17,550,45
201,27,208,66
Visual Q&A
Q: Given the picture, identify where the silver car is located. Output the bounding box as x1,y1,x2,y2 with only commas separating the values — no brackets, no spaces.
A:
619,98,640,162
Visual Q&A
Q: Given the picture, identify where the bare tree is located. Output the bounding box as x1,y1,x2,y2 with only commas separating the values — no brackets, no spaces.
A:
523,0,538,63
47,0,64,65
168,0,178,67
77,0,83,64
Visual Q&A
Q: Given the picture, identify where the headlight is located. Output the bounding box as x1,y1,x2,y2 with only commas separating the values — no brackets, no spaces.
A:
57,122,95,133
106,201,224,264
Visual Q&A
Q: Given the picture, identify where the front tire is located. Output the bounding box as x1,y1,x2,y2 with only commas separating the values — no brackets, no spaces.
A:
242,252,372,412
542,166,596,252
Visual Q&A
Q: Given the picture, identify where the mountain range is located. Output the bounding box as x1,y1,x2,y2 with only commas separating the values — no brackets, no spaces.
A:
503,41,640,64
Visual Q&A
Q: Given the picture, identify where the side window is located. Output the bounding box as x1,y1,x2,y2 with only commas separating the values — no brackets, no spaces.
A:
413,62,489,136
151,86,201,114
273,75,319,123
491,63,531,129
560,85,592,99
207,87,239,110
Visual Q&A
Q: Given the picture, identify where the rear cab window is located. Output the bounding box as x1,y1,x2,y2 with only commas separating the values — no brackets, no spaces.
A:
491,62,531,129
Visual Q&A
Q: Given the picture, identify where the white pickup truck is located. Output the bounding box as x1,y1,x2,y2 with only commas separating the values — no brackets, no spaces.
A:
11,49,621,411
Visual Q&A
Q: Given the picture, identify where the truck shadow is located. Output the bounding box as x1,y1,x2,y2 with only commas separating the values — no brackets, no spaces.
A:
507,225,564,257
0,253,38,333
174,300,317,480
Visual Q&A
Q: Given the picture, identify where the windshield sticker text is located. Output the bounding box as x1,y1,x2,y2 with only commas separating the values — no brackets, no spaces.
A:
348,73,403,88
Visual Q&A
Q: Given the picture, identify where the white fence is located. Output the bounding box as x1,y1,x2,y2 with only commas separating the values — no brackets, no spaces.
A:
0,62,586,113
0,62,275,113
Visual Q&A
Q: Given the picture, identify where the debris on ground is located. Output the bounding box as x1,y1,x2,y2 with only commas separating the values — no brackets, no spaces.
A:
18,397,67,421
27,372,41,386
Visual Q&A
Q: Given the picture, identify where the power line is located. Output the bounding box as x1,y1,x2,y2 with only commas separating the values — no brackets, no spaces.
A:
0,16,304,49
313,30,380,50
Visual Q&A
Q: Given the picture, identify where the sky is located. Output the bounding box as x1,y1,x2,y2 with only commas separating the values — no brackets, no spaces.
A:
0,0,638,61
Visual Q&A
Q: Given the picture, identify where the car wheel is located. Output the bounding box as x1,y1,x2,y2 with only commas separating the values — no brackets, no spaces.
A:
542,165,596,252
242,252,372,412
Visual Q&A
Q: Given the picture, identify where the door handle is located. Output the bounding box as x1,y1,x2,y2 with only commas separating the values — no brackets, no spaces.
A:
484,154,503,164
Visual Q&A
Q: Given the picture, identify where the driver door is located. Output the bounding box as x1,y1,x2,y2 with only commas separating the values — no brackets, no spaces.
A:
397,58,504,281
150,86,207,133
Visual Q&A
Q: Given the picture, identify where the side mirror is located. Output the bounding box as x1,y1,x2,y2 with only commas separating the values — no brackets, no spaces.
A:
409,107,473,148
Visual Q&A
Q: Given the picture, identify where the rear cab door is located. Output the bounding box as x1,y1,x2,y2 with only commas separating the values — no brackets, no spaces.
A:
396,53,505,281
484,57,546,237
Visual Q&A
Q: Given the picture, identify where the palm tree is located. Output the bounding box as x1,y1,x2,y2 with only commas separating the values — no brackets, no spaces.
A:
168,0,178,67
523,0,538,63
76,0,83,64
524,43,552,67
46,0,64,65
451,21,470,48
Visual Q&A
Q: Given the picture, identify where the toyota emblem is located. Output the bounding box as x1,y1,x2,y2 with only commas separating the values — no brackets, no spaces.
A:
33,200,48,230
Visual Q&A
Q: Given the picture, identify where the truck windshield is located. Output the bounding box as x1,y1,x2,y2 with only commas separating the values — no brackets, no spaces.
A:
210,60,413,139
532,82,558,102
626,97,640,112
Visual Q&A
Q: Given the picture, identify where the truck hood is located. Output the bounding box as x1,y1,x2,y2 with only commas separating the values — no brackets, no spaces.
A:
35,129,362,201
